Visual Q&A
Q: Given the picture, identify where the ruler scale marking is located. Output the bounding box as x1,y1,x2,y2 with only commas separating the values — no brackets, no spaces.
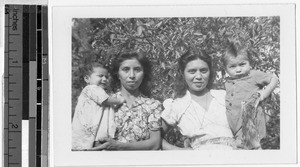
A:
4,4,49,167
5,5,24,166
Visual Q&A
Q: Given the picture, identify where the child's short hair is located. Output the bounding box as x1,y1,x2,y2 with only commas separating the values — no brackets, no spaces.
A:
222,41,252,66
81,62,107,77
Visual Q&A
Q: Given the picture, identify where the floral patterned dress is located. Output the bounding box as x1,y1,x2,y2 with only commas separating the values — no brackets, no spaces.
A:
114,93,162,143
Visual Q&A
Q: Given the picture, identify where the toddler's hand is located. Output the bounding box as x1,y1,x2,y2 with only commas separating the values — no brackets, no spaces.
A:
257,90,266,101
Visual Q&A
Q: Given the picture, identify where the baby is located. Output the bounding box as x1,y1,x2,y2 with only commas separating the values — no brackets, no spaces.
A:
72,62,125,151
222,42,279,149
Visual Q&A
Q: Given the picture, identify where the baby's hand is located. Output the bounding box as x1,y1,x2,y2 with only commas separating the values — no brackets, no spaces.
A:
257,90,266,101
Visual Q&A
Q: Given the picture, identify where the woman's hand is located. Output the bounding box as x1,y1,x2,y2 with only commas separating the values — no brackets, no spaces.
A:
87,138,121,151
183,138,191,148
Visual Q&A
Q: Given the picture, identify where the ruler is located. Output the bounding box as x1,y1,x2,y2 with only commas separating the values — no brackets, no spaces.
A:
4,5,48,167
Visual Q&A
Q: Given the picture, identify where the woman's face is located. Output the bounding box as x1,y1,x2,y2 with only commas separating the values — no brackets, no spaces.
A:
118,58,144,92
183,58,210,94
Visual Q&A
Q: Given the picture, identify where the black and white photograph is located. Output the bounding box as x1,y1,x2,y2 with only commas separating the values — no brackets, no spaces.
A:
51,2,297,166
71,17,280,151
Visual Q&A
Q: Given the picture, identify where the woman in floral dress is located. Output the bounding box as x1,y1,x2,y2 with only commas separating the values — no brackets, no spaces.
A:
89,52,162,150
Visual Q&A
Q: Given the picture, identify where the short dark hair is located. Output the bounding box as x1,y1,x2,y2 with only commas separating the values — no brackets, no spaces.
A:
174,49,214,98
110,52,152,97
81,62,107,78
222,41,251,66
76,62,108,88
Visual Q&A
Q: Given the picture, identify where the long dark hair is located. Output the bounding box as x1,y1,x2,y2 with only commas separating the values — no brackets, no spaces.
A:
174,49,214,98
110,52,152,97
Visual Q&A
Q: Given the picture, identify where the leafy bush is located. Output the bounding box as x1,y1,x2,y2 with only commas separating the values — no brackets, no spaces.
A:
72,17,280,149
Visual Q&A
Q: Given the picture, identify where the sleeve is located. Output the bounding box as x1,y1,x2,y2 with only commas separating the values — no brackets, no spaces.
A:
71,86,106,150
147,100,162,130
224,81,230,91
161,98,178,126
252,70,274,86
82,85,109,105
72,92,101,128
210,89,226,106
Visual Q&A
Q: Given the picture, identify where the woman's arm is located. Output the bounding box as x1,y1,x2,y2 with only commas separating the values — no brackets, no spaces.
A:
161,119,191,150
116,130,161,150
88,130,161,151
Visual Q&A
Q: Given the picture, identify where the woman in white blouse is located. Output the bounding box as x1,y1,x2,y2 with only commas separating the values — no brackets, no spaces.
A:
162,49,236,150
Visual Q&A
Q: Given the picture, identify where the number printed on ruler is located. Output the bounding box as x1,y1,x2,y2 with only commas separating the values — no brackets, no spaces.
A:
4,5,23,166
4,5,49,167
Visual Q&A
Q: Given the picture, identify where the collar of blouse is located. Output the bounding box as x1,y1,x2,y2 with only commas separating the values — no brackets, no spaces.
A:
166,90,226,118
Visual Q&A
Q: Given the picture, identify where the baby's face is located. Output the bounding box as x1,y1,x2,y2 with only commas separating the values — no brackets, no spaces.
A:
85,67,109,89
225,55,251,79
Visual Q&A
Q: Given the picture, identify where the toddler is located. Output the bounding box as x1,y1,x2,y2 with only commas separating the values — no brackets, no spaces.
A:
72,62,125,151
222,42,279,149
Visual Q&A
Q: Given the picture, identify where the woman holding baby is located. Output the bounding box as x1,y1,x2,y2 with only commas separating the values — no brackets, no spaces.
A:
89,49,236,151
89,52,162,150
161,49,236,150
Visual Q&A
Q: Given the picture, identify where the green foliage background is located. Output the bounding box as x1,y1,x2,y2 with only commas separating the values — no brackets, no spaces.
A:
72,17,280,149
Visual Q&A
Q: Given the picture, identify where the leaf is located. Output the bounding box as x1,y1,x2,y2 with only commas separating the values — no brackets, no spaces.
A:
194,32,202,36
136,26,143,36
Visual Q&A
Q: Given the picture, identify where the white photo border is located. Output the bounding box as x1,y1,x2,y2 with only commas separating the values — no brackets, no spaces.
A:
51,4,297,167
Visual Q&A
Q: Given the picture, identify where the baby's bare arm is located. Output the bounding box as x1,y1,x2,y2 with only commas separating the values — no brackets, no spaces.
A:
258,75,279,101
103,94,125,106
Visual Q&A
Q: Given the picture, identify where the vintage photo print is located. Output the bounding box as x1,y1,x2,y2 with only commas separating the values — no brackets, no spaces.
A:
51,3,297,166
71,16,281,151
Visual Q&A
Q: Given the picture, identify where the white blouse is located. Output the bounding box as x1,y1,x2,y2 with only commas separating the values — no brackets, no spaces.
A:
162,90,233,143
